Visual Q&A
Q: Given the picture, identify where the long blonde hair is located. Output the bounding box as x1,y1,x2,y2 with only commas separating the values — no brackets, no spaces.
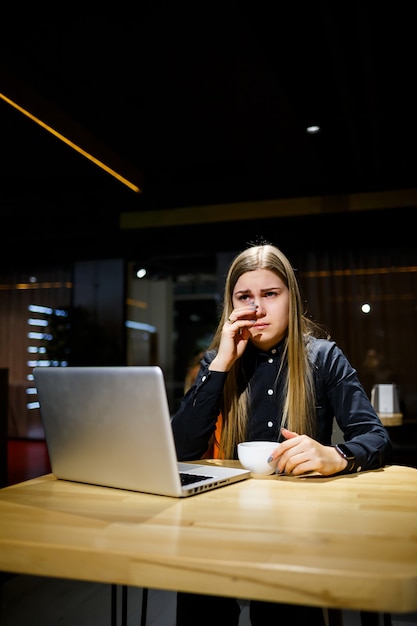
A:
208,243,326,459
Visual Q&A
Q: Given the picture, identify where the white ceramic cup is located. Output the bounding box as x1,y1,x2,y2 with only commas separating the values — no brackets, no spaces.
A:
237,441,281,475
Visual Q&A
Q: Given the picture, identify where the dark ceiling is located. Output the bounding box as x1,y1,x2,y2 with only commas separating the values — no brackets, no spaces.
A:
1,2,416,266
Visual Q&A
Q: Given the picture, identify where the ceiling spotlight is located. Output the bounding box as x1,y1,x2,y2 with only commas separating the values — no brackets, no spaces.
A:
136,268,147,279
306,125,321,134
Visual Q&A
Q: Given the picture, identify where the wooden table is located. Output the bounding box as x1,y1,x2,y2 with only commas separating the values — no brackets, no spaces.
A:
378,412,403,427
0,464,416,614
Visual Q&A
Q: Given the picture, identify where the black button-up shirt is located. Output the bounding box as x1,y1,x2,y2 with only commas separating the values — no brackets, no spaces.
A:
171,337,393,473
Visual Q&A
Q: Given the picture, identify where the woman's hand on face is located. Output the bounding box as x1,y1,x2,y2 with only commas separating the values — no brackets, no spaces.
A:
269,428,348,476
209,305,257,372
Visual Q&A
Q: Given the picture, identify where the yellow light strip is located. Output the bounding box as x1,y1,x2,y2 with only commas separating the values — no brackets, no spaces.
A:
0,282,73,291
0,93,141,193
120,188,417,229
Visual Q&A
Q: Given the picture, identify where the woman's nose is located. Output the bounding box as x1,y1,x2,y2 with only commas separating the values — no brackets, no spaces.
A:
252,301,265,316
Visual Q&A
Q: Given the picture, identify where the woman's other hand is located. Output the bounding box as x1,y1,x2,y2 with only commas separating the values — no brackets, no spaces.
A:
269,427,348,476
209,305,256,371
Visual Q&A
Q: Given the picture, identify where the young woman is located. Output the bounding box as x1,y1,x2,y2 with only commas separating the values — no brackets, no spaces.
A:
171,242,393,626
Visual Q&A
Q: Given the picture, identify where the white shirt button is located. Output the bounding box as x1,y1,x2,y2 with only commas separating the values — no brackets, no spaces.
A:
201,375,207,382
268,358,273,363
271,348,276,354
268,421,273,428
267,389,274,396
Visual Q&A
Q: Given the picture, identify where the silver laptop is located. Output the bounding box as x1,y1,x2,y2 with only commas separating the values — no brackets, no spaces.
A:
33,365,250,497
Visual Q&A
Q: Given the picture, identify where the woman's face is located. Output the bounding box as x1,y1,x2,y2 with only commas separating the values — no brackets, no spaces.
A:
232,268,289,350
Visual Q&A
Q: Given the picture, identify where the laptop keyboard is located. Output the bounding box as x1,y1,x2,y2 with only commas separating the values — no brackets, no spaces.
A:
179,472,214,486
